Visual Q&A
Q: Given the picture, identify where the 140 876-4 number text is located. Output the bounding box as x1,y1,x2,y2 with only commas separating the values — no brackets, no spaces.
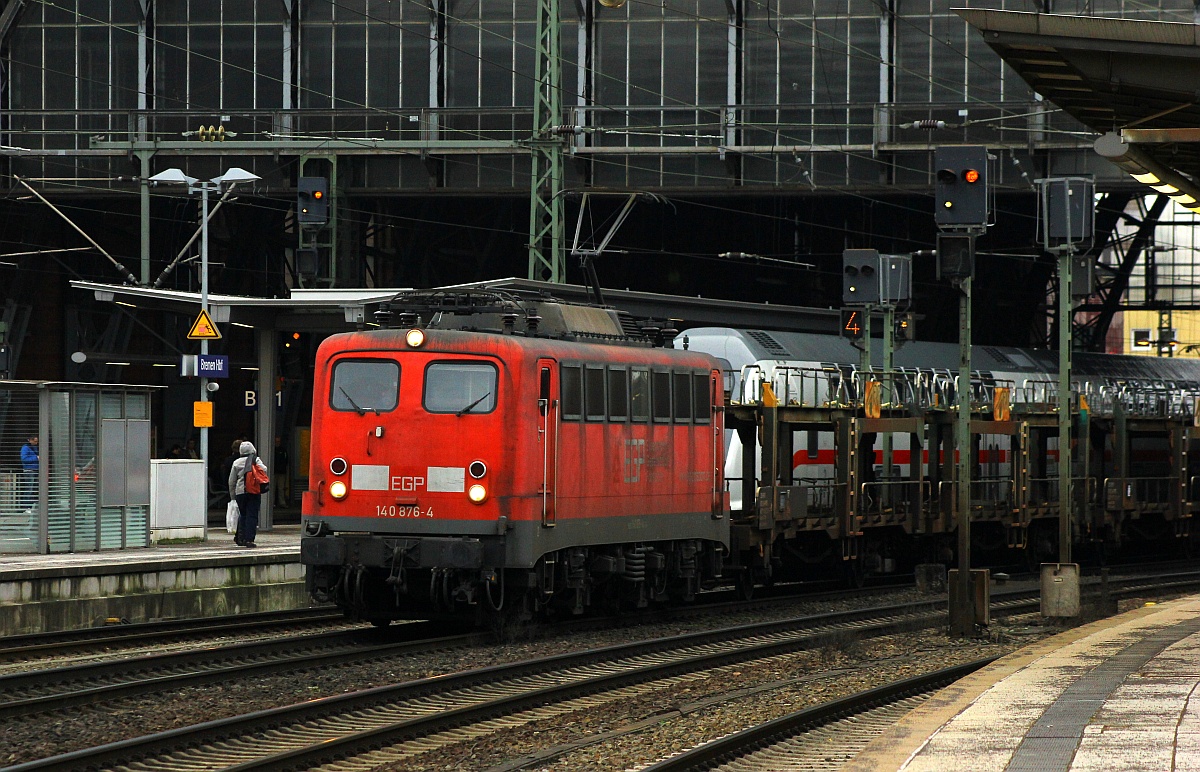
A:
376,505,434,518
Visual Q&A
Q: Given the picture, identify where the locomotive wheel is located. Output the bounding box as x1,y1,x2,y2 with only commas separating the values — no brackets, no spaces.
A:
368,617,392,629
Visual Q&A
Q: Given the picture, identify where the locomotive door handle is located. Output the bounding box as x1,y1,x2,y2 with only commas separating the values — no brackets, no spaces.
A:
317,479,326,505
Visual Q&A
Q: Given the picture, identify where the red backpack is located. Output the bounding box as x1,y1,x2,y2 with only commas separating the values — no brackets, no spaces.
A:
244,455,270,495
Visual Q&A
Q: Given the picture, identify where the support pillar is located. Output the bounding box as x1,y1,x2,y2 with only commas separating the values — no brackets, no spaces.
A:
256,327,276,532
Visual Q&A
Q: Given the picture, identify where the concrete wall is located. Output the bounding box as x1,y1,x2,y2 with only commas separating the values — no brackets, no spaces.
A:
0,555,311,635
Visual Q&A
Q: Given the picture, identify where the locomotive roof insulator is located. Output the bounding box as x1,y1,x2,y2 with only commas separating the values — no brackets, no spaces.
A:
526,314,542,334
502,313,519,334
398,311,419,327
374,306,395,328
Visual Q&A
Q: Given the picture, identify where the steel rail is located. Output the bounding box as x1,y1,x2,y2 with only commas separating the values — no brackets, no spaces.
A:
0,625,480,719
640,657,1000,772
0,607,345,659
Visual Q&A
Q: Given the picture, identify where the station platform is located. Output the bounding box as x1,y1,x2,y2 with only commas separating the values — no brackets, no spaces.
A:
0,523,309,636
849,594,1200,772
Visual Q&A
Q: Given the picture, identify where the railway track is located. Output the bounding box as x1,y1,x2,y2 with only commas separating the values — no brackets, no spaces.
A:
7,570,1199,770
0,623,480,719
0,606,347,664
640,658,998,772
6,597,981,771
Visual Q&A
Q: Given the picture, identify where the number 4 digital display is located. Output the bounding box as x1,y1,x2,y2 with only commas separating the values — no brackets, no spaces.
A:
841,308,864,339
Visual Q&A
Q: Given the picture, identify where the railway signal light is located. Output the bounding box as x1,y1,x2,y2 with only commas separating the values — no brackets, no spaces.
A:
297,177,329,227
842,249,880,305
934,146,989,227
840,308,864,339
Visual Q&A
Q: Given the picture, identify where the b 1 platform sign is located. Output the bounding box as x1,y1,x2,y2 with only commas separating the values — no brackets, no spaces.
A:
187,309,222,340
193,401,214,428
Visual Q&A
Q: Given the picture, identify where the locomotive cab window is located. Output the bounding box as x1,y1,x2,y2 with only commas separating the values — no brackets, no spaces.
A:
608,367,629,421
424,362,497,414
692,373,711,424
585,366,606,421
672,372,692,422
631,368,650,422
561,365,583,420
652,371,672,423
331,359,400,413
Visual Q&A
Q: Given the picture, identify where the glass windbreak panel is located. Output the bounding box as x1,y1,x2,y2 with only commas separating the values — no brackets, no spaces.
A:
585,366,605,421
608,368,628,420
673,372,692,422
125,393,148,420
424,363,497,414
74,392,98,551
631,368,650,422
561,365,583,419
692,373,710,424
652,371,672,422
101,392,123,419
48,391,74,552
330,360,399,413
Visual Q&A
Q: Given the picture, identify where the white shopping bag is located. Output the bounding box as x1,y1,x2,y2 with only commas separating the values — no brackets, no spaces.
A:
226,499,240,534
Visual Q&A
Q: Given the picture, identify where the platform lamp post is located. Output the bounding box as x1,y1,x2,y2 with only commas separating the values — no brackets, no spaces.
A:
148,167,261,483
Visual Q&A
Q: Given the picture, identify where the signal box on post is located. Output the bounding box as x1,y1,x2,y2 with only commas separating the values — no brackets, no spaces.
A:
297,177,329,227
842,249,880,305
934,146,989,228
937,232,975,280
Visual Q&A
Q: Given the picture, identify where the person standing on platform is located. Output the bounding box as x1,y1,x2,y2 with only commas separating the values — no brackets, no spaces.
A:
19,433,37,513
229,440,268,547
273,435,290,509
185,438,200,459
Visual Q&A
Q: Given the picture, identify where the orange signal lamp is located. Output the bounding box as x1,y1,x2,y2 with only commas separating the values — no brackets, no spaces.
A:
963,169,980,183
313,190,324,199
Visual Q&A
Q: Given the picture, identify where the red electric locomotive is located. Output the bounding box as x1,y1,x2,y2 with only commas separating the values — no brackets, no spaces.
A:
301,290,728,626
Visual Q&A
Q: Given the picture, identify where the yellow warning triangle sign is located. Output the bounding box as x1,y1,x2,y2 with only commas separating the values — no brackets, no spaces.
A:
187,308,222,340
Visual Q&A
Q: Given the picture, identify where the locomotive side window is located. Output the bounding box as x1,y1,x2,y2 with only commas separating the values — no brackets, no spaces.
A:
652,371,672,423
608,367,629,421
692,373,711,424
561,365,583,420
423,362,497,414
672,372,692,422
330,359,400,413
630,368,650,422
585,366,606,421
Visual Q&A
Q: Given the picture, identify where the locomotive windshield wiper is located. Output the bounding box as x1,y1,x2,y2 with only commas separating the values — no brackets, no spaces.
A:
456,392,491,416
339,387,367,416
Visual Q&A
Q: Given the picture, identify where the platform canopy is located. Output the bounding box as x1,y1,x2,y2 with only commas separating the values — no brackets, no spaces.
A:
957,9,1200,181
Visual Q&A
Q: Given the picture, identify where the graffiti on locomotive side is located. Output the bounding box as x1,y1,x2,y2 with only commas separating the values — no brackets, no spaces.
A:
624,439,645,483
624,439,672,483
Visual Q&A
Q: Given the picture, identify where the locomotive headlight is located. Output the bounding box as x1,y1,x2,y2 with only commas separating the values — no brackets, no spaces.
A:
329,480,348,500
467,484,488,503
468,460,487,479
405,328,425,347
